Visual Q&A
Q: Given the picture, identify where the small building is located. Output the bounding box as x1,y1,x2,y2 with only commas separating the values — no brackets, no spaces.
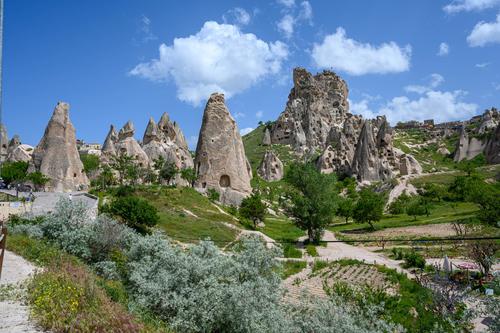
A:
0,192,32,221
423,119,434,128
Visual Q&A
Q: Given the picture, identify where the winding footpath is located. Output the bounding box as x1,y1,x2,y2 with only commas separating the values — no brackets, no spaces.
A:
0,250,43,333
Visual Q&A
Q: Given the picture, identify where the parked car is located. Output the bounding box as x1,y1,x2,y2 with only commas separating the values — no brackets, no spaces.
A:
0,179,7,189
16,184,33,192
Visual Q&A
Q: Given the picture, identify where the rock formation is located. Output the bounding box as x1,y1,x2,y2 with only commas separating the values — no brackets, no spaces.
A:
0,123,8,162
114,121,150,167
485,124,500,164
100,125,119,163
270,67,349,154
194,93,252,205
29,102,89,192
142,113,194,171
437,146,451,156
258,151,284,181
262,127,271,146
453,126,486,162
6,135,33,162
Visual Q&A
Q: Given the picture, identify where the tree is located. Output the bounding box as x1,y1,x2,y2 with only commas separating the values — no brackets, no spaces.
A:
421,183,446,202
110,154,136,185
284,162,338,243
94,165,115,190
180,167,197,187
467,240,499,276
337,196,355,223
153,156,166,172
159,161,178,185
388,192,410,215
352,189,385,230
0,161,28,185
26,172,50,191
104,196,159,234
406,197,427,221
239,192,266,229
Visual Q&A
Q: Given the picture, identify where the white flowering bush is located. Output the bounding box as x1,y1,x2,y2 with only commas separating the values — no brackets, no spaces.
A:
11,199,403,332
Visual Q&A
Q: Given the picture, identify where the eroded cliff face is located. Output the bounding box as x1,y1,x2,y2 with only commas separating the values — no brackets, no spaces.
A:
194,93,252,205
271,67,349,154
7,135,33,163
114,121,150,167
258,150,284,182
29,102,89,192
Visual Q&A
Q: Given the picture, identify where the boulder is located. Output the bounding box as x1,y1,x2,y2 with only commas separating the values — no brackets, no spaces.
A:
29,102,89,192
7,135,33,162
437,146,451,156
194,93,252,205
258,151,284,181
270,67,349,154
114,121,150,167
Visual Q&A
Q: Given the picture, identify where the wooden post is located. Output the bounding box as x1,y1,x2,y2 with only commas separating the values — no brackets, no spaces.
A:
0,221,6,280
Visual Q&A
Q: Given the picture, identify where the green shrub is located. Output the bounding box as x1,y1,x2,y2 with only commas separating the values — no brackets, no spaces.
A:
312,260,328,272
281,261,307,279
305,244,318,257
391,247,405,260
104,196,159,234
207,188,220,202
403,250,426,269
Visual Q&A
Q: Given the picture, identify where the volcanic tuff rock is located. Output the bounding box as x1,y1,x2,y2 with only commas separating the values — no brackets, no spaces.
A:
7,135,33,163
29,102,89,192
485,124,500,164
194,93,252,205
270,67,349,154
100,125,119,163
114,121,150,167
142,113,194,184
0,123,8,162
262,128,271,146
258,151,284,181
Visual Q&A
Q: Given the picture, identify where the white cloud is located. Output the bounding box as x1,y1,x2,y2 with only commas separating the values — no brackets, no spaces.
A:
277,0,295,8
277,14,295,38
405,73,445,94
444,0,500,13
380,90,477,124
233,112,245,119
130,21,288,106
475,62,491,68
223,8,251,26
311,28,411,75
135,15,157,44
298,1,313,22
437,42,450,56
187,135,198,150
256,110,264,118
240,127,254,136
467,14,500,46
349,99,378,119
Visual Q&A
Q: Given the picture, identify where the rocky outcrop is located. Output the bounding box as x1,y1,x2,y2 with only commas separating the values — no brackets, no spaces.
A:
350,121,393,182
437,146,451,156
100,125,119,163
194,93,252,205
262,128,271,146
485,124,500,164
29,102,89,192
478,107,499,134
0,123,8,162
114,121,150,167
6,135,33,163
142,113,194,185
270,68,349,154
453,126,486,162
258,151,284,181
399,153,422,176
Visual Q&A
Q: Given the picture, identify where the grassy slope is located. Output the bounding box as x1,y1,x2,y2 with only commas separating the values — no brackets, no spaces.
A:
329,201,479,234
135,186,238,246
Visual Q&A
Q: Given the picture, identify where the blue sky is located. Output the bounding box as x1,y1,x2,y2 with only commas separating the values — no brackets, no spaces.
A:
3,0,500,148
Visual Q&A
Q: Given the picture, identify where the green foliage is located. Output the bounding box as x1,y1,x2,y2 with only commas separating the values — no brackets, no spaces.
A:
207,188,220,202
105,196,160,234
337,196,355,223
180,167,197,187
26,171,51,190
159,161,178,185
352,189,385,230
421,183,447,202
92,165,116,190
406,197,431,220
239,192,266,229
110,154,137,185
388,193,411,215
0,160,28,184
285,162,338,243
457,154,486,175
281,261,306,279
305,244,318,257
80,154,100,174
283,243,302,258
312,260,328,272
402,250,426,269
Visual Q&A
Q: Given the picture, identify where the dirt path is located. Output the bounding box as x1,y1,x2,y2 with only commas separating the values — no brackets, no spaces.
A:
0,250,43,333
369,223,457,238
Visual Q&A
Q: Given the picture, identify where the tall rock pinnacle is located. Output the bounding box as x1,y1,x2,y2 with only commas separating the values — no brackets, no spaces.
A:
29,102,89,192
194,93,252,205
